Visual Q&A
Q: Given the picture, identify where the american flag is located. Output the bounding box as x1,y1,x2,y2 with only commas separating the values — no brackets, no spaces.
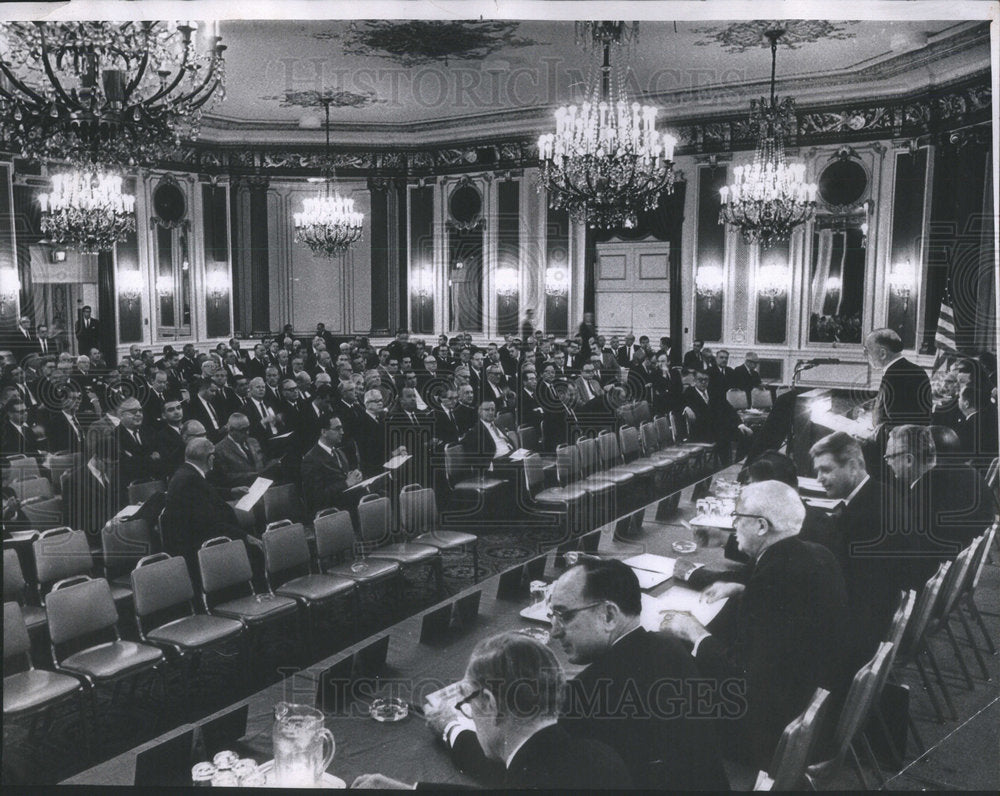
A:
932,293,957,373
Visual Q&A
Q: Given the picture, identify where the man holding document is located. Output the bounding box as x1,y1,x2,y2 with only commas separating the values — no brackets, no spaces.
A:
301,414,369,517
660,480,852,769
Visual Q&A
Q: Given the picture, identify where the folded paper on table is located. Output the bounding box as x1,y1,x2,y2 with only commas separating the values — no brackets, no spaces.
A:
642,586,729,628
632,569,672,590
623,553,676,577
383,454,412,470
113,504,141,521
345,472,389,493
425,680,465,711
803,496,843,511
234,477,273,512
689,514,734,529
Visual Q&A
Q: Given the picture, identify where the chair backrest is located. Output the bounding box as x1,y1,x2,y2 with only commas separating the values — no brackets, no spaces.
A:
555,444,576,487
20,495,64,530
518,425,540,452
102,518,155,579
399,486,438,535
576,438,601,479
985,457,999,497
596,430,623,467
357,495,393,546
46,576,120,649
263,483,304,525
46,453,80,494
654,415,674,448
829,642,894,764
506,428,522,449
935,541,976,618
639,422,661,455
4,454,40,483
767,687,832,791
3,548,27,603
750,388,773,410
495,411,515,431
968,523,997,591
617,404,636,429
877,590,916,693
900,562,950,655
14,475,54,502
198,538,254,603
726,389,749,410
444,443,471,486
262,523,312,586
131,554,195,620
4,601,33,663
128,479,167,505
33,527,93,598
618,426,644,463
313,508,357,562
522,453,546,496
633,400,652,426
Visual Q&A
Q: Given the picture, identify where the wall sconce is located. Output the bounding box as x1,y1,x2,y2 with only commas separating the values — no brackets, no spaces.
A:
156,275,175,298
49,248,67,263
545,266,568,298
888,261,913,312
117,269,143,312
205,270,229,309
1,266,20,316
757,264,789,311
495,266,519,302
695,264,724,309
412,267,434,299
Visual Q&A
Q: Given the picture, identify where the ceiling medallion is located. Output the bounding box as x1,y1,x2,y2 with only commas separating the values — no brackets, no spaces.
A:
538,21,677,230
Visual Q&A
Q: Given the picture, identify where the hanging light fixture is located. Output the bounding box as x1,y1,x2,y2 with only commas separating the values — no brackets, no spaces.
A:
719,28,817,249
0,20,226,167
293,98,364,257
538,22,676,230
38,168,136,254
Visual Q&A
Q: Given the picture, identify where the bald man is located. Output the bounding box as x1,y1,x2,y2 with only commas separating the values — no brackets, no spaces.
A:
161,437,250,578
115,396,159,491
661,480,851,769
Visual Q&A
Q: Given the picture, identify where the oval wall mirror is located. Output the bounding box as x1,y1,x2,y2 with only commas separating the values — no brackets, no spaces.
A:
817,159,868,209
153,178,187,225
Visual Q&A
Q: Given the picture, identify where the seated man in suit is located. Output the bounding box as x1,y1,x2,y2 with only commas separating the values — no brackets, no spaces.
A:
453,383,479,436
426,559,728,790
62,426,120,540
355,632,629,790
884,424,998,588
683,370,752,463
730,351,763,406
185,378,227,443
213,413,275,489
116,397,161,498
462,400,518,476
954,385,999,476
300,414,365,517
355,389,407,478
517,367,544,431
662,481,852,769
154,396,187,478
1,400,42,462
161,437,256,579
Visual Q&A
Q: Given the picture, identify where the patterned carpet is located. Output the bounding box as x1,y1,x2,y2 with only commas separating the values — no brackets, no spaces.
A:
3,525,565,786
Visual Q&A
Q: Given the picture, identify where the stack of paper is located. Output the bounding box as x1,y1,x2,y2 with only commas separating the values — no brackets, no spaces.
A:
641,586,729,628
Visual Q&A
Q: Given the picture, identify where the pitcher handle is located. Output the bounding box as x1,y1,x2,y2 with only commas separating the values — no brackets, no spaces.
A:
318,728,336,775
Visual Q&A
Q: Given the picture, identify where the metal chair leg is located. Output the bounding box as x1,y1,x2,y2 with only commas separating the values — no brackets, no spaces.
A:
942,621,975,690
907,711,927,756
848,742,873,789
923,643,959,721
914,655,948,723
860,731,887,789
964,594,997,655
956,606,991,680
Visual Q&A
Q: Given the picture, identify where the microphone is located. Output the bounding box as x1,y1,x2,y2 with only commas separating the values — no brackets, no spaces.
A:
807,358,841,365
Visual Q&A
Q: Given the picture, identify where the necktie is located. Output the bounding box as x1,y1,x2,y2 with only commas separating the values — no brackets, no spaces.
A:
68,415,80,441
242,442,253,461
335,448,347,470
204,399,218,427
40,339,47,353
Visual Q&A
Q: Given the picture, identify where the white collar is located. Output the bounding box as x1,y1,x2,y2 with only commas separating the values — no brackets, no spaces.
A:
87,457,106,482
843,474,870,506
188,461,207,478
317,440,334,456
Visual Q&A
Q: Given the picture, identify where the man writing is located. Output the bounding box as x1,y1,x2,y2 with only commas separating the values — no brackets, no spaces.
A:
301,414,365,517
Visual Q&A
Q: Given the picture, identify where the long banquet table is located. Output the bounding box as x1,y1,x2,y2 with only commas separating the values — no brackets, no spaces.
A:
65,475,742,787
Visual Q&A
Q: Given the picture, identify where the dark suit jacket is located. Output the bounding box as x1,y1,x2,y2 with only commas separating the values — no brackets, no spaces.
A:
695,536,851,768
683,387,740,444
954,409,999,470
75,316,100,353
154,423,187,478
62,463,119,538
873,357,932,442
682,349,705,371
300,442,356,516
1,421,41,459
432,408,462,449
730,364,763,403
40,409,86,454
461,420,515,466
116,424,156,491
213,434,267,488
161,463,246,576
185,394,226,442
453,404,478,437
451,629,726,790
517,388,544,430
355,411,389,478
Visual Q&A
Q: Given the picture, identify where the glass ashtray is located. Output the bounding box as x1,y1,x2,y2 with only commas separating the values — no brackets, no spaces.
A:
369,697,409,723
672,540,698,555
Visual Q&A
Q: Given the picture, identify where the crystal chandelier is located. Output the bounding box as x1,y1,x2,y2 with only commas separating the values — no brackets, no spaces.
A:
719,28,816,249
538,22,676,230
38,168,136,254
293,98,364,257
0,21,226,167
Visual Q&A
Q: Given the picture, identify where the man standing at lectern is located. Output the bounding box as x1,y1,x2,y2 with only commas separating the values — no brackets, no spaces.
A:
864,328,932,453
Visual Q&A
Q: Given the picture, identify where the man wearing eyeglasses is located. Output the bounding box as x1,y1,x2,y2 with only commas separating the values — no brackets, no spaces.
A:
355,632,629,789
430,559,729,790
661,480,851,769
